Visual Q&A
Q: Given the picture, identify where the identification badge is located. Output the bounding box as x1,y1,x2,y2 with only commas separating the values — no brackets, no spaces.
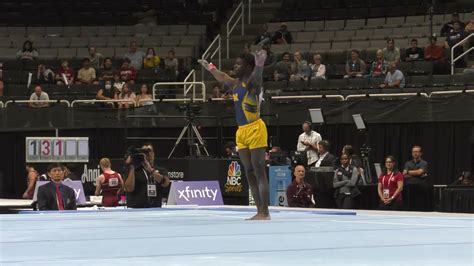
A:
147,184,157,197
383,189,390,198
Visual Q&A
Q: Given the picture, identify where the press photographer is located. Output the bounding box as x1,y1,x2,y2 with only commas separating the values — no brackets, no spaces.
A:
124,143,171,208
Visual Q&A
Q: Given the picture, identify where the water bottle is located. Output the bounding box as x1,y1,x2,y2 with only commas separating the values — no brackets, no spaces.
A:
276,180,287,207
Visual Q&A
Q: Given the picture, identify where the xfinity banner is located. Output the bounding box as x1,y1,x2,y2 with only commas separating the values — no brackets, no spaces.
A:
167,181,224,206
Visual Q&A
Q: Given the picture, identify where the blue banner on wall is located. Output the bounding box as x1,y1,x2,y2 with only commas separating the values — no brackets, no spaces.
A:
269,166,292,206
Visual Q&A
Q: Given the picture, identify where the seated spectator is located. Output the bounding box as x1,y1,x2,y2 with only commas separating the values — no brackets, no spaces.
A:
211,84,223,98
382,39,401,63
16,40,39,67
164,50,179,77
22,164,40,199
254,23,272,45
450,171,474,186
95,158,124,207
77,58,99,84
224,141,239,159
119,58,137,84
113,73,124,91
380,62,405,88
96,80,117,107
274,52,292,81
424,36,448,74
441,13,465,37
88,47,102,70
98,57,115,83
242,43,251,54
116,83,136,109
286,165,314,208
135,84,153,106
37,163,77,211
367,49,387,78
272,23,292,44
290,51,310,81
29,85,49,108
333,154,360,209
315,140,337,168
267,146,291,166
405,39,424,61
143,48,161,70
445,21,468,68
344,50,366,79
124,41,145,70
377,156,404,211
36,64,55,84
262,43,276,68
310,54,326,80
463,64,474,74
55,60,74,85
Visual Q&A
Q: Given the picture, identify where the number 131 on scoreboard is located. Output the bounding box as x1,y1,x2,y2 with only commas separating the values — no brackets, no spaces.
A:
26,137,89,162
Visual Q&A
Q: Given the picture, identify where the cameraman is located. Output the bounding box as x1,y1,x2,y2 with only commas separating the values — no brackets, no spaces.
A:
124,143,171,208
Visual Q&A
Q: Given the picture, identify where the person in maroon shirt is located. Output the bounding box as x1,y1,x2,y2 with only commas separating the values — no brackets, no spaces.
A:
95,158,124,207
119,58,137,84
424,36,448,74
378,155,404,211
55,60,75,85
286,165,314,208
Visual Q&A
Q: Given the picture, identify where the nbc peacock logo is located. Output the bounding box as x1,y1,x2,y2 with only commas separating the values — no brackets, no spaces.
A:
225,161,243,193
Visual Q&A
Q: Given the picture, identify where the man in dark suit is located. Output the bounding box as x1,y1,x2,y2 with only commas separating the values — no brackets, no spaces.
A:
37,163,77,211
315,140,337,168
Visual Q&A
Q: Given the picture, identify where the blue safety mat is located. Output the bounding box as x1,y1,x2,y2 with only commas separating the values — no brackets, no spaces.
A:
1,207,473,265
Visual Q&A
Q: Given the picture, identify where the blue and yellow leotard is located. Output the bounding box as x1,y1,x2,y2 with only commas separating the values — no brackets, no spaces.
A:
232,81,267,150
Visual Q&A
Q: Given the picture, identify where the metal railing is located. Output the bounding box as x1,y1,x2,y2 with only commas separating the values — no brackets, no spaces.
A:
0,101,3,108
5,100,71,107
71,99,136,107
345,93,429,101
430,90,474,97
201,34,222,81
451,33,474,75
226,1,245,58
271,95,345,101
152,81,206,102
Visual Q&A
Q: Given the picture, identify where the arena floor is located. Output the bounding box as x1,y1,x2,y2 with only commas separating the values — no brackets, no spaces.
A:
0,206,473,265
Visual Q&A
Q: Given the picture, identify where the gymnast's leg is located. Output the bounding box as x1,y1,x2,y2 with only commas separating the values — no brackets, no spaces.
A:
249,147,270,220
239,148,262,219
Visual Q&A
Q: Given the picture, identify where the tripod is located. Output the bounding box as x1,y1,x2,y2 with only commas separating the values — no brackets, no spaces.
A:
168,113,209,159
360,144,373,184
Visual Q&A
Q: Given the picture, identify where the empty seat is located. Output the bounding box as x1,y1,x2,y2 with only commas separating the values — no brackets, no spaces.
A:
161,35,180,46
410,61,433,75
150,25,170,35
407,75,431,87
351,40,369,50
70,37,89,48
76,48,89,59
326,79,348,89
0,48,18,60
368,77,385,88
294,32,314,43
385,16,405,27
187,25,206,35
347,78,369,89
8,27,26,37
290,43,310,53
57,48,77,59
89,36,108,47
410,26,430,37
271,44,290,55
173,47,194,57
453,73,474,85
27,27,46,37
366,18,386,28
37,48,58,59
405,15,425,26
169,25,188,35
80,26,99,37
62,27,81,37
331,41,351,51
99,47,115,58
114,47,129,58
334,30,355,41
0,37,12,48
34,37,51,48
324,20,345,30
304,21,325,31
143,36,162,47
285,21,305,31
372,28,393,40
344,19,366,30
353,29,373,41
134,25,151,36
50,37,71,48
431,75,452,86
310,42,331,52
98,26,117,36
115,26,134,36
368,40,387,50
107,36,126,47
180,35,201,46
314,31,334,42
392,27,410,38
0,27,8,37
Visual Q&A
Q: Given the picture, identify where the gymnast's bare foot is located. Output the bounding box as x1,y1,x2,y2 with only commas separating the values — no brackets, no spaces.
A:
246,213,271,220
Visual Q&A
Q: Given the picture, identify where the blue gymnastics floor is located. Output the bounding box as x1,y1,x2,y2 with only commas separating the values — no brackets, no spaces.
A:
0,206,473,265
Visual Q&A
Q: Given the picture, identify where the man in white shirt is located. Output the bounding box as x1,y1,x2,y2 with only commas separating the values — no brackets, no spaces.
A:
29,85,49,108
296,121,322,167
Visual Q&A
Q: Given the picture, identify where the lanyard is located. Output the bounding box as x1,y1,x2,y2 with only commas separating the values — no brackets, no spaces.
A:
382,173,394,188
143,169,150,182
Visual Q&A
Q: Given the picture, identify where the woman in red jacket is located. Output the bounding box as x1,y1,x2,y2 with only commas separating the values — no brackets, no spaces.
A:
378,155,404,211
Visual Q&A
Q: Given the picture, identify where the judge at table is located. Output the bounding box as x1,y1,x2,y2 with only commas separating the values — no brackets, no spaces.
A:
37,163,77,211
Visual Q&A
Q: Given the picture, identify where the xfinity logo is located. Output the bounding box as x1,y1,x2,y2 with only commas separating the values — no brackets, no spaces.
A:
178,186,218,202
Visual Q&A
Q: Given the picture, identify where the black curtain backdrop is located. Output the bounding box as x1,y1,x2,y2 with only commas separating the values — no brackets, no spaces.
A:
0,122,472,198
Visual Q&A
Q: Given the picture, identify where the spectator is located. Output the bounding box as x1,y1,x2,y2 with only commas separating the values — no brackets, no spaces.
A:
0,80,4,97
124,143,171,208
450,171,474,186
124,41,145,70
113,73,124,91
36,64,55,84
242,43,251,54
272,23,292,44
96,80,117,107
254,23,272,45
55,60,74,85
98,57,115,83
267,146,291,166
63,164,80,181
119,58,137,84
377,155,404,211
380,62,405,88
164,50,179,77
95,158,124,207
445,21,469,68
16,40,39,62
116,83,136,109
262,43,276,68
405,39,424,61
290,51,310,81
333,154,360,209
88,47,102,70
143,48,161,70
29,85,49,108
77,58,98,84
211,84,223,98
463,64,474,74
382,39,401,63
224,141,239,159
342,145,363,169
22,164,40,199
367,49,387,78
310,54,326,80
315,140,337,168
286,165,314,208
296,121,322,167
135,84,153,106
344,50,366,79
424,36,448,74
37,163,77,211
441,13,465,37
274,52,292,81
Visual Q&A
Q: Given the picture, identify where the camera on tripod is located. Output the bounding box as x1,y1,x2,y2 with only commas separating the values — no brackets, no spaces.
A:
360,145,371,158
177,103,202,117
125,146,152,168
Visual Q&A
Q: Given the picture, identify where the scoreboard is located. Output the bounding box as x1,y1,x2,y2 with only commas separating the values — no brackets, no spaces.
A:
26,137,89,162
